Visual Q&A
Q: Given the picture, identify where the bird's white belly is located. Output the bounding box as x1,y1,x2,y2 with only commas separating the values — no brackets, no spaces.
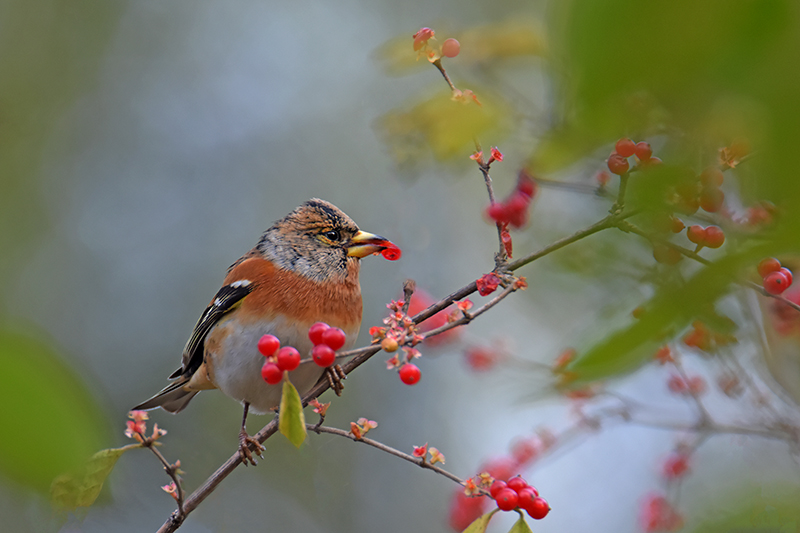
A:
208,315,355,414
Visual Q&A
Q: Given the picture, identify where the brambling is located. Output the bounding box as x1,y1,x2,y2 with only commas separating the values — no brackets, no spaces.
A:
134,199,396,464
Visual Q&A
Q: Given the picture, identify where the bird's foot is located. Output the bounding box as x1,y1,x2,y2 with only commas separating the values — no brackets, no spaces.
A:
238,429,264,466
325,364,347,396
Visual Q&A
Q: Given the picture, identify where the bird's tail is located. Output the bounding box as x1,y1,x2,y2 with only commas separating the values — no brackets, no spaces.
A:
132,376,198,414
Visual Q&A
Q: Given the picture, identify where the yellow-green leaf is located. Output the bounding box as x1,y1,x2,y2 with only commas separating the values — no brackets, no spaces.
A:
279,379,306,448
0,327,108,493
463,509,500,533
377,87,512,166
508,514,534,533
50,445,136,511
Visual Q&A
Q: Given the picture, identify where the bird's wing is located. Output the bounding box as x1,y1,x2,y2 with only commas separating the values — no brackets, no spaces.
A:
169,279,254,379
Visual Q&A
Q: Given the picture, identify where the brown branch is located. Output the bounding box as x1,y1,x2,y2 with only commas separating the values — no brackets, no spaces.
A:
622,221,800,313
136,434,185,523
431,58,456,91
308,425,466,486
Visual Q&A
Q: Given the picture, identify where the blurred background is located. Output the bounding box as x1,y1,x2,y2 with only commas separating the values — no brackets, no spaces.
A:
2,0,800,532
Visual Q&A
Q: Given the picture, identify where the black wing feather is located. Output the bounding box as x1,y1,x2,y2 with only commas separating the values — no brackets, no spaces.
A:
171,280,254,378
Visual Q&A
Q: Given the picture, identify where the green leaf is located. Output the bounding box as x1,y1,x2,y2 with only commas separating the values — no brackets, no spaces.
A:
50,445,136,511
463,509,499,533
279,379,306,448
568,245,771,382
0,327,108,493
508,513,533,533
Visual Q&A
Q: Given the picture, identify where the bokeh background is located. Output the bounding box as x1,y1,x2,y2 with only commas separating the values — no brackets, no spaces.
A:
2,0,800,532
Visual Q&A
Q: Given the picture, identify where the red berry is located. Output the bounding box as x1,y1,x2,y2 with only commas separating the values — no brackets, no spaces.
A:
614,138,635,157
700,167,724,187
703,226,725,248
764,271,790,295
276,346,301,372
526,497,550,519
668,375,687,393
686,225,705,244
780,267,793,285
653,244,682,265
486,202,510,224
399,363,421,385
312,344,336,367
494,488,519,511
516,171,537,198
757,257,782,278
641,156,664,169
687,376,706,395
662,454,690,479
260,362,283,385
506,476,528,493
257,334,280,357
670,216,685,233
309,322,330,345
607,154,629,175
489,480,508,499
322,327,347,351
441,38,460,58
516,488,537,510
382,244,402,261
634,141,653,161
700,187,724,213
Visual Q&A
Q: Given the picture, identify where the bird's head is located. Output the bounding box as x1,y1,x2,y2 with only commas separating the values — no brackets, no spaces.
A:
258,199,395,282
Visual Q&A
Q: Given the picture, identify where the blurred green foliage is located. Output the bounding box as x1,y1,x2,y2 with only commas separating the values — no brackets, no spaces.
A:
537,0,800,381
0,327,108,493
50,445,136,511
0,0,122,281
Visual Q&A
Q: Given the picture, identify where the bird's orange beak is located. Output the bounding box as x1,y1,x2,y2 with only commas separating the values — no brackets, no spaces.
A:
347,231,396,258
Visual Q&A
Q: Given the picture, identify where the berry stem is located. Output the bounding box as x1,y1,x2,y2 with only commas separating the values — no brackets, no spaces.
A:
610,172,629,215
431,58,456,92
473,151,508,264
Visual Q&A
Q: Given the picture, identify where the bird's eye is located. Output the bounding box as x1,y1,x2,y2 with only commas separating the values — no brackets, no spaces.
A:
323,230,341,241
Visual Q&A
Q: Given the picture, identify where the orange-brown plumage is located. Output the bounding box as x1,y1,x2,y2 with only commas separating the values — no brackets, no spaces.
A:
224,256,362,331
132,198,396,465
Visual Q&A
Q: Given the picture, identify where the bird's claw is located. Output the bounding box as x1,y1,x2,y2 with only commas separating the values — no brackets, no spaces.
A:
238,429,264,466
325,364,346,396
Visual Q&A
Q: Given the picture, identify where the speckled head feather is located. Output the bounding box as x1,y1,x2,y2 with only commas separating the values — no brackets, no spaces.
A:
256,199,362,283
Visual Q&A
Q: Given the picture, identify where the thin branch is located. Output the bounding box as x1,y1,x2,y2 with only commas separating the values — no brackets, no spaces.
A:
475,160,507,261
431,59,456,91
622,221,800,313
308,425,466,486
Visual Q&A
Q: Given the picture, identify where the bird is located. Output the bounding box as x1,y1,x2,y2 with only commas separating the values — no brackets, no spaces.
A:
133,199,396,464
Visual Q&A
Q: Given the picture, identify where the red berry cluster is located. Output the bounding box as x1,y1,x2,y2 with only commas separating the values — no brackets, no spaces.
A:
671,165,728,216
485,170,537,229
258,335,301,385
309,322,347,367
641,494,683,533
372,299,425,385
667,374,706,395
757,257,793,295
607,138,659,175
686,224,725,249
682,320,736,352
489,476,549,519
